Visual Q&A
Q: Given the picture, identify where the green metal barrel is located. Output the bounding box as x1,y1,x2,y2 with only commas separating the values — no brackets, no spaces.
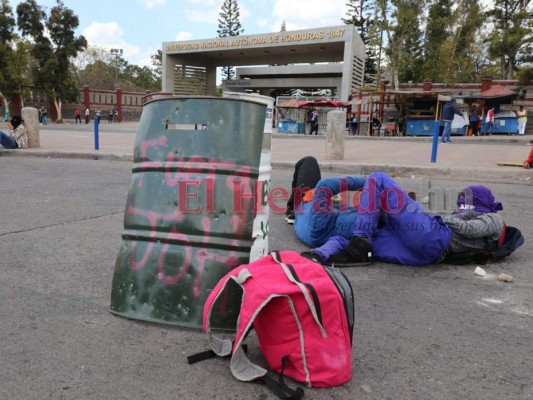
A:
110,96,267,329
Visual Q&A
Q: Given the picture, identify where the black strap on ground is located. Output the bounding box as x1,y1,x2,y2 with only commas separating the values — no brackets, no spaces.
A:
258,356,304,400
187,344,248,365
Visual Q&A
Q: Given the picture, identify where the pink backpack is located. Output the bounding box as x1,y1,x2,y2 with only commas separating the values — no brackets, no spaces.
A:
200,250,354,397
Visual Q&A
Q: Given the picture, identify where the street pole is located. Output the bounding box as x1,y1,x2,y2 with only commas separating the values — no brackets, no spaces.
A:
110,48,123,88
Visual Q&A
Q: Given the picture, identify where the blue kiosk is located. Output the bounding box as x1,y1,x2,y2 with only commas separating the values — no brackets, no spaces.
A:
396,92,468,137
465,85,520,135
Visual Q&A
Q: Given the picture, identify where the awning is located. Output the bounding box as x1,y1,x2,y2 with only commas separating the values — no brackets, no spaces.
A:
277,98,302,108
298,100,345,108
462,85,518,106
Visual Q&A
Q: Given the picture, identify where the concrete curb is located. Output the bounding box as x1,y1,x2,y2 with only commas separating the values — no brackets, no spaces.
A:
3,149,531,185
272,161,533,185
272,133,533,146
0,149,134,162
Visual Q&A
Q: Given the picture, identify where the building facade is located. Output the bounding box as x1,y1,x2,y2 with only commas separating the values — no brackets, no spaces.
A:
162,25,366,102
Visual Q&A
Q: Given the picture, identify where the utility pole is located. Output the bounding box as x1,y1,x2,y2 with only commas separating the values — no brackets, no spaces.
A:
110,48,123,88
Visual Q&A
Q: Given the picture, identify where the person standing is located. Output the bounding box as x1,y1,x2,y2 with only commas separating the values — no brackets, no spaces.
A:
349,113,358,135
0,115,28,149
113,106,119,123
516,106,528,136
397,114,405,136
469,107,480,136
74,106,82,124
371,110,381,136
484,107,495,136
85,106,90,124
440,98,463,144
108,108,113,123
309,109,319,135
39,106,48,125
95,108,101,124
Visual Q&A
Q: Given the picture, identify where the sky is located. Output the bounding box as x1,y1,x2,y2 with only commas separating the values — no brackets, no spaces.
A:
11,0,351,68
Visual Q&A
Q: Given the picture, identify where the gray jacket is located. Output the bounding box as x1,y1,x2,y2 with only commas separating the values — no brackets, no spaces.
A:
441,211,504,254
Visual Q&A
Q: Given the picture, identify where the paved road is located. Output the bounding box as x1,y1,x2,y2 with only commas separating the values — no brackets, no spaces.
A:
1,157,531,399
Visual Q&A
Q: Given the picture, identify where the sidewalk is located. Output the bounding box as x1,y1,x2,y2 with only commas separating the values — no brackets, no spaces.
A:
2,121,532,183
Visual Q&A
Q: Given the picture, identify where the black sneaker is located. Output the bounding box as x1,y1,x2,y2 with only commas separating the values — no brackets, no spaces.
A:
327,237,373,267
300,251,324,264
285,211,295,224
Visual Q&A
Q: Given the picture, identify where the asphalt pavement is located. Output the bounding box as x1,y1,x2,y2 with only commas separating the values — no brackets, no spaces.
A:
1,121,532,399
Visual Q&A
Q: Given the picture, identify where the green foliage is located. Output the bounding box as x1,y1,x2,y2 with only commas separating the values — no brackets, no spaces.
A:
486,0,533,79
16,0,87,106
217,0,244,81
391,0,425,84
0,0,16,101
151,49,162,84
343,0,378,84
422,0,453,82
0,0,15,43
517,67,533,87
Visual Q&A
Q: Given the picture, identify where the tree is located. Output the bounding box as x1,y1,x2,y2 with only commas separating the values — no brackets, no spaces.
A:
376,0,448,88
73,45,115,88
343,0,378,85
486,0,533,79
0,0,16,112
151,49,162,88
217,0,244,80
422,0,453,82
16,0,87,122
419,0,485,84
392,0,425,84
442,0,485,83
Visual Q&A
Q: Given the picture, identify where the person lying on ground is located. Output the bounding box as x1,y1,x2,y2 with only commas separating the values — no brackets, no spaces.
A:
285,156,366,248
286,156,413,248
301,171,510,267
0,115,28,149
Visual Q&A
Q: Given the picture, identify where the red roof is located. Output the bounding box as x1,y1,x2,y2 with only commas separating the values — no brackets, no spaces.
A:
298,100,345,108
277,98,302,108
478,85,517,98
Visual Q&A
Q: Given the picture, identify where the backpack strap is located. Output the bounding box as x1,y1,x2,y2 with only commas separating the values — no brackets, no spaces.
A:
203,254,312,396
270,251,327,337
259,356,304,400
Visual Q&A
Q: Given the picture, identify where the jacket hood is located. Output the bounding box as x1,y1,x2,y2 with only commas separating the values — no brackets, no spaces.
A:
455,185,503,213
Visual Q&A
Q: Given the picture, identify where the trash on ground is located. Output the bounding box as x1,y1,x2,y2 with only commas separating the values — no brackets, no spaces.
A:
497,273,514,283
474,266,487,277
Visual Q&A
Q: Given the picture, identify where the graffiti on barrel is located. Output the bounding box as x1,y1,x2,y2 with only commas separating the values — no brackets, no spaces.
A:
110,97,268,329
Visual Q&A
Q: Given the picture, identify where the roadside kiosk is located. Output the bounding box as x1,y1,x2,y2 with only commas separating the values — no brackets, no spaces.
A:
463,85,520,135
392,92,468,137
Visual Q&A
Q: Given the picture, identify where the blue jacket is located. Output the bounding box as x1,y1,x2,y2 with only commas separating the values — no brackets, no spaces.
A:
294,176,366,247
442,101,462,121
313,172,452,266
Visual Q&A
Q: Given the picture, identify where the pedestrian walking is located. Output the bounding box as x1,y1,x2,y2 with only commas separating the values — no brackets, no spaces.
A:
440,98,462,143
484,107,495,136
309,109,319,135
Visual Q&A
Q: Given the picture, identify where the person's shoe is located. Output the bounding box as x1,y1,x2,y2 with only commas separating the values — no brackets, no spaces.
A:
447,140,452,143
285,211,295,225
440,140,446,144
300,251,324,264
327,237,373,267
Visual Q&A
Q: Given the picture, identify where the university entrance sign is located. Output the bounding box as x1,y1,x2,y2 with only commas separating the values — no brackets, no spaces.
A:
162,25,365,101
